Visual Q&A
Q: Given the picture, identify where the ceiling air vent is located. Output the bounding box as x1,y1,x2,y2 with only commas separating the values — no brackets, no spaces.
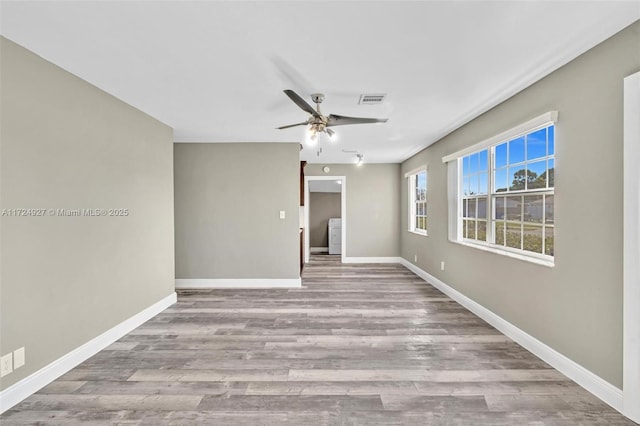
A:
358,94,386,105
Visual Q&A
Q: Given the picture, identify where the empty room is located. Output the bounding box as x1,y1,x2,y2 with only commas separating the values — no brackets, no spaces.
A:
1,1,639,424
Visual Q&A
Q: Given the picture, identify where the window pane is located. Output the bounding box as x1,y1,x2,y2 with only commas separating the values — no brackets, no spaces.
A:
463,156,470,176
462,199,468,218
524,195,543,223
545,194,554,224
467,220,476,240
506,196,522,221
509,167,527,191
479,150,488,171
494,196,506,220
506,222,522,249
547,159,555,187
495,220,505,245
463,219,468,238
523,224,543,254
477,220,487,242
495,143,507,168
477,198,487,219
527,161,546,189
548,125,555,156
463,177,470,196
527,128,547,160
509,137,525,164
467,198,477,218
494,168,508,193
478,172,488,194
417,171,426,188
417,172,426,201
469,153,479,173
545,226,554,256
469,174,478,195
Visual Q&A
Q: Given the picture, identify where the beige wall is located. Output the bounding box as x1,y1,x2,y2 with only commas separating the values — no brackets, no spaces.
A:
400,22,640,388
174,143,300,279
0,37,175,390
305,164,400,258
309,192,341,247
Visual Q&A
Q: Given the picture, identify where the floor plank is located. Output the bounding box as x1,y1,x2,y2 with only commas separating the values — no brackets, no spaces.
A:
1,254,634,425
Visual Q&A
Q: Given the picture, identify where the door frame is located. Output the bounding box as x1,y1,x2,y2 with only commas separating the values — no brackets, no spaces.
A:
623,70,640,422
304,176,346,263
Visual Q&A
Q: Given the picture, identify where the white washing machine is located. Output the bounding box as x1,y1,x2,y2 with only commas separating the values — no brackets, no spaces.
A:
328,218,342,255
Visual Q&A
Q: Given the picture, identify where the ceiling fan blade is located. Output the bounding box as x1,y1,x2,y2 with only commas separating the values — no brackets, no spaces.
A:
276,122,308,130
283,90,321,118
327,114,388,127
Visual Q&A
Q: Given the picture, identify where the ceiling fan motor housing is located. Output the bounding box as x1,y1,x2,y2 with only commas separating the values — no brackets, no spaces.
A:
311,93,325,104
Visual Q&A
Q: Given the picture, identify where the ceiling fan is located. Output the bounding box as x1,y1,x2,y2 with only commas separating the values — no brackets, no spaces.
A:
276,90,388,141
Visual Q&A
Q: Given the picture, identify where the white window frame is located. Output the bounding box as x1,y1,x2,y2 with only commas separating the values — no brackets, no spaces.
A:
406,166,427,236
443,112,557,267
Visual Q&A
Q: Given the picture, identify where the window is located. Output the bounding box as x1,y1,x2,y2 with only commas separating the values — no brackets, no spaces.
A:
408,168,427,235
443,112,556,265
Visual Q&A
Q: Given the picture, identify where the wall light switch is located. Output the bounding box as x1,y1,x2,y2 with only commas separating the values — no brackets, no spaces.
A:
14,347,25,369
440,261,445,271
0,353,12,377
279,210,285,219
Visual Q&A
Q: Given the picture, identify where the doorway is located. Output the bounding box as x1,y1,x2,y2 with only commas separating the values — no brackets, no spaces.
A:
304,176,346,263
623,70,640,422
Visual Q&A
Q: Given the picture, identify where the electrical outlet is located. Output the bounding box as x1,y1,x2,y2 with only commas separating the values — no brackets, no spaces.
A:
0,353,12,377
440,261,445,271
14,347,25,369
279,210,286,219
414,254,417,262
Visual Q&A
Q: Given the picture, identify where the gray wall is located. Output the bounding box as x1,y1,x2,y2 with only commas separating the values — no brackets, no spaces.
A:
309,192,341,247
174,143,300,279
400,21,640,388
0,37,175,390
306,164,400,258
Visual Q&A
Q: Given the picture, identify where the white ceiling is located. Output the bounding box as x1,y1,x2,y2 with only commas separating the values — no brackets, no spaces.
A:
1,1,638,164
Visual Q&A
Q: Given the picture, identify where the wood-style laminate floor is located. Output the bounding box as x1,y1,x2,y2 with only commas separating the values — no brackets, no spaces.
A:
2,255,635,425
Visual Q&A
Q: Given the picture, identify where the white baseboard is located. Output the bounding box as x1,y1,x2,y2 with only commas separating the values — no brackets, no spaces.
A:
0,292,177,414
310,247,328,253
399,259,624,414
342,257,403,264
175,278,301,289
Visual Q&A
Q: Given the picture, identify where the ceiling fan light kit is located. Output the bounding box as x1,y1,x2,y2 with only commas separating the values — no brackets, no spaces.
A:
277,89,388,161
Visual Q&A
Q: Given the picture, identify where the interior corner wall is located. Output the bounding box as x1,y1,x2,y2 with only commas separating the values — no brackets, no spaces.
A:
400,21,640,388
0,37,175,390
174,143,300,280
305,164,400,257
309,192,341,247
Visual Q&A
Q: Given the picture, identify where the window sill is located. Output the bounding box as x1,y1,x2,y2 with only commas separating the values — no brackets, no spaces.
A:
452,240,555,268
408,229,428,237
